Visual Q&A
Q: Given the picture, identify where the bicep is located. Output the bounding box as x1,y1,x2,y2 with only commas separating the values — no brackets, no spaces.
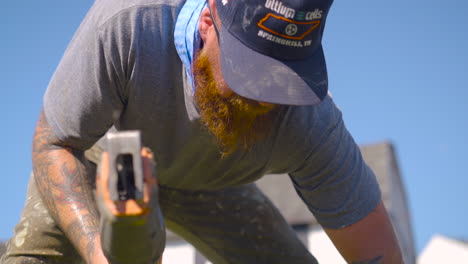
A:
288,102,381,229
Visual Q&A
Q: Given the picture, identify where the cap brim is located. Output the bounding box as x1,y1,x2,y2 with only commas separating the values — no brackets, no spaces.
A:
218,24,328,106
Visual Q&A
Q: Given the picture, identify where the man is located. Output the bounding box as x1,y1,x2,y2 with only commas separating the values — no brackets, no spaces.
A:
2,0,403,263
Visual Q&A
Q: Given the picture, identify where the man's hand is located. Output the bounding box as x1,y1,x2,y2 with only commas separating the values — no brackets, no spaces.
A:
95,136,165,264
324,201,404,264
96,147,158,217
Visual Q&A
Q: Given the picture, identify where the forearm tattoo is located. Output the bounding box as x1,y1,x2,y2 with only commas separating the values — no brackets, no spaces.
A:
32,111,99,261
67,214,100,261
32,113,62,220
351,256,384,264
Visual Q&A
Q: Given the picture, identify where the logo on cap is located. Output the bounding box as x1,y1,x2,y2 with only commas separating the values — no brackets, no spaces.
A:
285,24,298,36
258,14,320,40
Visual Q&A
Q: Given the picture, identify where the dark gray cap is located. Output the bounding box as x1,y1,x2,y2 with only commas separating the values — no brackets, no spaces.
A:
215,0,334,105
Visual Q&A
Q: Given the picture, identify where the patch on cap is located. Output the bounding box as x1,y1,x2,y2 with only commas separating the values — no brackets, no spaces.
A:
258,14,320,40
255,0,324,50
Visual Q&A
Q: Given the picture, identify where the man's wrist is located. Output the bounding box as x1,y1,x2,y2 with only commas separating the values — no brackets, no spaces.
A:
87,236,109,264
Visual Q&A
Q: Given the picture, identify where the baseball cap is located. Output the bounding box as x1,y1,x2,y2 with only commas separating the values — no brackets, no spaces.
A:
214,0,334,105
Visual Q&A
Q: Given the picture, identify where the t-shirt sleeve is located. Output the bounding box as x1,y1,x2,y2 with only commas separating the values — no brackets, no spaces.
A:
288,103,382,229
43,9,129,150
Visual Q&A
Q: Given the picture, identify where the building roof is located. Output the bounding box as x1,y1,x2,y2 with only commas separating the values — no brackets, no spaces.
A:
0,241,6,258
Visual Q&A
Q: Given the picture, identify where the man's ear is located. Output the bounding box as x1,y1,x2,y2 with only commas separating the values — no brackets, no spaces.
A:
199,7,213,43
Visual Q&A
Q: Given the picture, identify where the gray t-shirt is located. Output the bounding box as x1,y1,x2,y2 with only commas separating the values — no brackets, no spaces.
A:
44,0,381,229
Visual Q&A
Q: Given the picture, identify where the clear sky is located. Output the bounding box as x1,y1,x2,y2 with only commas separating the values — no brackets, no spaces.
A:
1,0,467,256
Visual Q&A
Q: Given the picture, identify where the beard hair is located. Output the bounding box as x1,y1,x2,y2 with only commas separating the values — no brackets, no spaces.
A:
193,52,276,156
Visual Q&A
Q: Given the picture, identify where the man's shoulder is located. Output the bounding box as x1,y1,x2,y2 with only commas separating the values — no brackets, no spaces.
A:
96,0,186,12
91,0,186,28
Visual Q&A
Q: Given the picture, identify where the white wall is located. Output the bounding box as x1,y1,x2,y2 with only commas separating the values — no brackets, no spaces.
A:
418,235,468,264
163,241,195,264
308,227,346,263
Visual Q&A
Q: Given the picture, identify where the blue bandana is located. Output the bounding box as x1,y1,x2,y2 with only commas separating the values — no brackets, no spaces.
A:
174,0,206,94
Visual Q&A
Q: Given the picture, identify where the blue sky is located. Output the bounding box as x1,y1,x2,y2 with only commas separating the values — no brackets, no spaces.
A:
1,0,467,256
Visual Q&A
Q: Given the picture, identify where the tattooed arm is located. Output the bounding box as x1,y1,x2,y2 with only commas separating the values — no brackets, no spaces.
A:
324,201,404,264
350,256,384,264
32,110,108,264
